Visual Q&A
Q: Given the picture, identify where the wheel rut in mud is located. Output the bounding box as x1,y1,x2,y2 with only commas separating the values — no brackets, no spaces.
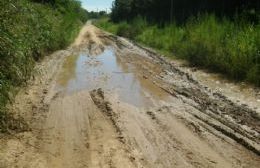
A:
0,23,259,168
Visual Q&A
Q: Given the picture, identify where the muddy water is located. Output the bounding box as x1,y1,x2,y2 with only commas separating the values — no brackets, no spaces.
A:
56,47,171,107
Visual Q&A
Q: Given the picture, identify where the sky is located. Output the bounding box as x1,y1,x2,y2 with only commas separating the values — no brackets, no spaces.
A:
80,0,114,12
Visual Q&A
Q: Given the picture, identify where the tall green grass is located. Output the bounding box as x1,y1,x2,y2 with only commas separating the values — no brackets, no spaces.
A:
0,0,86,132
95,16,148,38
95,15,260,86
94,17,119,34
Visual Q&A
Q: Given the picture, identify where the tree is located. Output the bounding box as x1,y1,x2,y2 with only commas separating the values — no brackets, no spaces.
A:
111,0,260,24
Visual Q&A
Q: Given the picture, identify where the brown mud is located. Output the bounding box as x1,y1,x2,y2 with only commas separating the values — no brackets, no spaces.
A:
0,22,259,168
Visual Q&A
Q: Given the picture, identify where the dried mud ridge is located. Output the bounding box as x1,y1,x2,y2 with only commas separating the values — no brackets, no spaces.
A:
90,88,122,138
145,47,260,155
138,37,260,155
90,88,142,167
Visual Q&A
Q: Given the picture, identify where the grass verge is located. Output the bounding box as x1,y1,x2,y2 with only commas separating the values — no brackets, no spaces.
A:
95,15,260,86
0,0,87,132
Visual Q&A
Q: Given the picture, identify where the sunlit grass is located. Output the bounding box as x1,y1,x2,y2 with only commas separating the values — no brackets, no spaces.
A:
0,0,86,131
96,15,260,86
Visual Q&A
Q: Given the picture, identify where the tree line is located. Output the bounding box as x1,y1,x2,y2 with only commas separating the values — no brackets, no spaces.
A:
111,0,260,23
31,0,89,22
96,0,260,86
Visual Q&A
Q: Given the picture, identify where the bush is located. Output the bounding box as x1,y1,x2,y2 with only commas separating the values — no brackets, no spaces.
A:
116,22,131,37
136,14,260,85
118,17,148,39
96,14,260,86
180,15,259,82
95,17,119,34
0,0,87,132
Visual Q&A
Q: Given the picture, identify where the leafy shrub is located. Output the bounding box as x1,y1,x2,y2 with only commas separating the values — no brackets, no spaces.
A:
96,14,260,86
117,17,147,39
180,15,259,82
116,22,132,38
0,0,87,132
95,17,119,34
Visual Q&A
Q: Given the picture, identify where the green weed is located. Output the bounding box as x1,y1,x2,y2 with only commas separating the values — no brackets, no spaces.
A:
0,0,86,132
96,14,260,86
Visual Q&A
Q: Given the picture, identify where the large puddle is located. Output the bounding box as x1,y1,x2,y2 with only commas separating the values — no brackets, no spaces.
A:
56,47,171,107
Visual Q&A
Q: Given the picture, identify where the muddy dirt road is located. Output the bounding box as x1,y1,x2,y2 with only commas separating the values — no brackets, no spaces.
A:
0,23,259,168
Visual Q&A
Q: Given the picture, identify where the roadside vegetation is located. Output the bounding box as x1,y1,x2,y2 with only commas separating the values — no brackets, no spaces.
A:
0,0,88,132
95,0,260,86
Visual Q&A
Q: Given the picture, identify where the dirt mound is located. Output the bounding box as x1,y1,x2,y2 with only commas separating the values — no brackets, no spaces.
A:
90,89,124,138
90,88,112,116
0,112,28,134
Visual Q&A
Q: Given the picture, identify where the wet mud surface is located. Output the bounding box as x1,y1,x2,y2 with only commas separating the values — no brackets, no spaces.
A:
56,47,171,107
0,23,259,168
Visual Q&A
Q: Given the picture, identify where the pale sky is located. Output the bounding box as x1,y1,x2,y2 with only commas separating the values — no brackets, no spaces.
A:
80,0,114,12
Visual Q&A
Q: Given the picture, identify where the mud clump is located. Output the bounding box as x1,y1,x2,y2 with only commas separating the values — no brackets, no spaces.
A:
146,111,156,120
0,112,29,134
90,88,112,116
90,88,123,140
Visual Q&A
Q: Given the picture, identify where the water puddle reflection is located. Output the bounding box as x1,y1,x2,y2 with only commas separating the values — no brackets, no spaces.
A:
56,47,171,107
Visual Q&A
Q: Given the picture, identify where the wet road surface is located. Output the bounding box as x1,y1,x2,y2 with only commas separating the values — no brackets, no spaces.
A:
0,23,259,168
